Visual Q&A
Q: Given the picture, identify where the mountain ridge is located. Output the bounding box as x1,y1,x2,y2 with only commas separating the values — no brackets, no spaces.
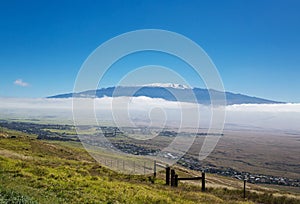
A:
48,85,283,105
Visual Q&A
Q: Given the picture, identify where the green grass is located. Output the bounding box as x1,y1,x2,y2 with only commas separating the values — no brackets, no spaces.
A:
0,128,298,204
206,188,300,204
0,130,238,203
0,186,37,204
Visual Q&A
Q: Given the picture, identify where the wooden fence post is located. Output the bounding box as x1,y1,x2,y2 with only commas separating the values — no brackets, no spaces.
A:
243,179,246,198
153,160,157,178
171,169,175,187
166,166,170,185
202,172,206,192
174,174,178,187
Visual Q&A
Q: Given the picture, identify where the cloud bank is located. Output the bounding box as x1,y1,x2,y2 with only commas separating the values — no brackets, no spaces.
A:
0,97,300,133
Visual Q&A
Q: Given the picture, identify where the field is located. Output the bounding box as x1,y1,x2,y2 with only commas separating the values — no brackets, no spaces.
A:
0,124,299,203
189,129,300,180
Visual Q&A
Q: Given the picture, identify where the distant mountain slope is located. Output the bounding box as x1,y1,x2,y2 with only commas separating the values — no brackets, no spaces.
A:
48,84,282,105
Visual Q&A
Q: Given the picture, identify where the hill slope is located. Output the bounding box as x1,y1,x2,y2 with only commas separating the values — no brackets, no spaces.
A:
0,127,299,203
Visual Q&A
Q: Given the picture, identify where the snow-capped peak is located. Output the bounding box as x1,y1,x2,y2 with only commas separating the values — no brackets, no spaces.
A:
142,83,190,89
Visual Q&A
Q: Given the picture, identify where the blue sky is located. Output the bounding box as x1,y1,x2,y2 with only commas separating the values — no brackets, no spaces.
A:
0,0,300,102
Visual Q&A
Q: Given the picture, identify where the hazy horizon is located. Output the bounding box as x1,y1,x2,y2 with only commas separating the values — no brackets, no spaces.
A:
1,97,300,134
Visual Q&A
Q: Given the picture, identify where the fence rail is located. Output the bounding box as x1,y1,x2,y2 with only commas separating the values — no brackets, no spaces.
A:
177,177,202,181
153,161,206,191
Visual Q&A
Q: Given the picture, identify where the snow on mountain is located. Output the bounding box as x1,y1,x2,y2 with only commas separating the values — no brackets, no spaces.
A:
142,83,190,89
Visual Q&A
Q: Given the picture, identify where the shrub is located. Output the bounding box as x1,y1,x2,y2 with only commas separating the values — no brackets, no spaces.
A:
0,187,37,204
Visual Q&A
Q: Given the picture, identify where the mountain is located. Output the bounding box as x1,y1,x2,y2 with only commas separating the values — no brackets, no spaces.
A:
48,84,282,105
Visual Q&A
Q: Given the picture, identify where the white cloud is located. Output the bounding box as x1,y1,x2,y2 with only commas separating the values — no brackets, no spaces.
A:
226,103,300,112
14,79,29,87
0,97,300,132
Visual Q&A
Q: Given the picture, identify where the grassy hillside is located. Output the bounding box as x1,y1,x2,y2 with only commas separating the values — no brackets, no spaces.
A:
0,128,298,204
